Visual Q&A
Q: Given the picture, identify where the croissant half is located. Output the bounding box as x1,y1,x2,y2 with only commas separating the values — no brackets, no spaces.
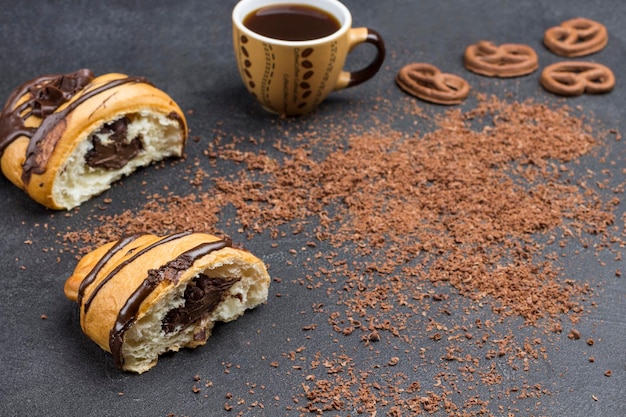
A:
0,69,187,209
64,232,271,374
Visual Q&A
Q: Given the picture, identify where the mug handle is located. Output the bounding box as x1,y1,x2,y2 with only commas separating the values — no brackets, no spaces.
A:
335,28,386,90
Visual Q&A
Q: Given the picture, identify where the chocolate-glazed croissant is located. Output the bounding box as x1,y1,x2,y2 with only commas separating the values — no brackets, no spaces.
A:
0,69,187,209
64,232,271,374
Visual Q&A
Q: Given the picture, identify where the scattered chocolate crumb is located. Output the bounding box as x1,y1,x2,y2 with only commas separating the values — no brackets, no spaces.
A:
59,95,624,415
604,370,612,377
568,329,581,340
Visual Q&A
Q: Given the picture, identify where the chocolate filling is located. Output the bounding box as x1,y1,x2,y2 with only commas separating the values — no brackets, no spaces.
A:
108,237,231,369
161,274,239,333
84,116,143,170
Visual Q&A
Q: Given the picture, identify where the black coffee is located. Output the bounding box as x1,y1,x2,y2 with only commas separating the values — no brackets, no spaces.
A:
243,4,341,41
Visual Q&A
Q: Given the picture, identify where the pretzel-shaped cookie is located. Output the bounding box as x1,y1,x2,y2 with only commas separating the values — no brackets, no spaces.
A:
395,63,470,105
544,18,608,57
540,61,615,96
464,40,538,77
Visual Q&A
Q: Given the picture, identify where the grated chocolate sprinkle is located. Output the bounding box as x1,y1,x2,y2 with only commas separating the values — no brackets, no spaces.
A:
61,95,623,415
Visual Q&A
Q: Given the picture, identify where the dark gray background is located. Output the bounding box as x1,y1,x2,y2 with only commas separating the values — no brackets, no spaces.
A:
1,1,625,416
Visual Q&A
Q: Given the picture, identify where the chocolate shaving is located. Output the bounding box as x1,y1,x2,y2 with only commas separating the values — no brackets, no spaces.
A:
62,95,622,414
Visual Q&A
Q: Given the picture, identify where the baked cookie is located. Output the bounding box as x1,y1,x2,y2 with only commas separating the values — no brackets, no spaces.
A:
539,61,615,96
64,231,271,374
464,40,538,77
0,69,187,210
543,17,608,58
395,63,469,105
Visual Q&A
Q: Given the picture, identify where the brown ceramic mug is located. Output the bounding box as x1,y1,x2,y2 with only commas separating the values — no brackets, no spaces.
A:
232,0,385,116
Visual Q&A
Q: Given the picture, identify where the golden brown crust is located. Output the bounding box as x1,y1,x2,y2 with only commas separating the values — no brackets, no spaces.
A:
543,17,608,58
0,72,187,209
64,232,271,372
464,41,538,78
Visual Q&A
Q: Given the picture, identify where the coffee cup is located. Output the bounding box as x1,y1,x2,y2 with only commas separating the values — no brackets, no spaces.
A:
232,0,385,116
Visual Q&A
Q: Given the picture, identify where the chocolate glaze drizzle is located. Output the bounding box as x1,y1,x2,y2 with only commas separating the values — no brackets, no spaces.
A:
77,234,144,306
0,68,151,184
0,69,93,157
20,74,148,184
82,231,192,314
109,238,231,369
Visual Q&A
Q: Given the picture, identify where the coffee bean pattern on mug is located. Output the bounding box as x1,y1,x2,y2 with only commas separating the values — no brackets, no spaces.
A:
237,34,278,105
297,48,315,109
238,35,257,99
239,33,323,111
232,0,386,116
295,42,337,110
